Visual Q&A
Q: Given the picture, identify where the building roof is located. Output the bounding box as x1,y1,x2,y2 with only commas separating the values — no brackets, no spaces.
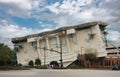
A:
106,43,120,49
106,43,120,53
12,21,108,43
106,49,119,53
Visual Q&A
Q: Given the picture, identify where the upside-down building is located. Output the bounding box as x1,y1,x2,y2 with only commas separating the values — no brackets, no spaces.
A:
12,21,108,67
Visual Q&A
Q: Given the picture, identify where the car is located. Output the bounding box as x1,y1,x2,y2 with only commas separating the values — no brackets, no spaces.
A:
112,64,120,70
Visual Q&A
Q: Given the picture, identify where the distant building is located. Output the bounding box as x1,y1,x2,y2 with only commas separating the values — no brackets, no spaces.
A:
12,21,108,67
102,44,120,68
77,43,120,68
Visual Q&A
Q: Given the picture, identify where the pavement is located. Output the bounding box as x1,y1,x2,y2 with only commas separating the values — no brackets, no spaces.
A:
0,69,120,77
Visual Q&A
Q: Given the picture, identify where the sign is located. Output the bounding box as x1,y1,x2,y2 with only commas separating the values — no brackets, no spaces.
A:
27,37,37,42
56,45,61,48
66,29,76,34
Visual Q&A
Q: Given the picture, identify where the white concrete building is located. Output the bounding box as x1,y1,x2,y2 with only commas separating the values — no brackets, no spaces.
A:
12,21,108,67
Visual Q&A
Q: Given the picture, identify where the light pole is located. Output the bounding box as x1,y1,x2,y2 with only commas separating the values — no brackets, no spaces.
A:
59,38,63,68
80,47,84,67
53,38,63,68
81,47,84,55
40,45,63,67
43,47,46,66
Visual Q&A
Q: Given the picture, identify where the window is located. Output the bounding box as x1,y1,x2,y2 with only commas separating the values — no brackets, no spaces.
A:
68,34,78,53
49,37,58,54
34,50,39,58
105,60,110,66
84,31,92,49
31,42,37,49
24,47,29,61
60,35,68,53
39,39,46,56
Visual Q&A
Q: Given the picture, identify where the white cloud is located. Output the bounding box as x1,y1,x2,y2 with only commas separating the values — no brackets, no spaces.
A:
0,0,42,17
31,0,40,9
107,30,120,42
46,0,93,15
44,0,119,27
46,2,60,14
0,19,51,48
78,10,93,19
44,0,120,43
0,0,120,46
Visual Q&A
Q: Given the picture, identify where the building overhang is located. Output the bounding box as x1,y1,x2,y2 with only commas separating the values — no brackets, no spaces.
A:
11,21,108,44
12,36,27,43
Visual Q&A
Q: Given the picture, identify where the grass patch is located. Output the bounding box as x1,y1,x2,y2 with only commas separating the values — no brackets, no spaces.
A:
34,66,47,69
0,66,30,70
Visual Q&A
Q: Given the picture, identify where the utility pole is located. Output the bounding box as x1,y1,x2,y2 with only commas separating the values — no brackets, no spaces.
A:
60,38,63,68
43,47,46,66
53,37,63,68
38,36,63,67
80,47,84,67
39,46,63,67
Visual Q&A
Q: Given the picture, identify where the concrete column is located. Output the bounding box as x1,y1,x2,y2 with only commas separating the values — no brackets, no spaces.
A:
56,36,60,44
75,32,82,54
45,37,50,58
110,57,112,66
56,36,61,52
37,38,41,59
56,35,63,67
16,52,20,64
66,35,70,52
45,38,50,49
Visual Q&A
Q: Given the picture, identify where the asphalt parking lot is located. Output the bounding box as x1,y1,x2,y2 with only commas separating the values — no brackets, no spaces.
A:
0,69,120,77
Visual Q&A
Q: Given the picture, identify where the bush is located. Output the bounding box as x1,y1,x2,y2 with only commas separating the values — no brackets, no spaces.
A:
28,60,34,66
84,53,98,62
35,58,41,66
35,65,47,69
17,63,22,66
0,43,15,66
0,66,30,70
50,61,59,68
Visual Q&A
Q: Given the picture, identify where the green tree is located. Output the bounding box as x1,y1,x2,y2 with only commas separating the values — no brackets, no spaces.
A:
84,53,98,62
35,58,41,66
28,60,34,66
0,43,15,66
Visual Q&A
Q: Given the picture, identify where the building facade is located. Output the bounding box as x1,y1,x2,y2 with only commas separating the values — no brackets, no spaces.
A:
102,44,120,68
12,21,108,67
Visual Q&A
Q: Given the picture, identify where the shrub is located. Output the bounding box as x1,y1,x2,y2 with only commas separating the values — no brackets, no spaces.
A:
35,58,41,66
50,61,59,68
0,66,30,70
35,65,47,69
28,60,34,66
84,53,98,62
18,63,22,66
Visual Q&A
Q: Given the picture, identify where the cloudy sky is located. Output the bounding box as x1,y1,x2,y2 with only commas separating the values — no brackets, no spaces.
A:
0,0,120,48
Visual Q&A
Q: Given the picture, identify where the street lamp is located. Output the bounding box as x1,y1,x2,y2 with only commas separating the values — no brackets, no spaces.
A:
39,37,63,68
59,38,63,68
81,47,84,55
43,47,46,66
53,38,63,68
80,47,84,67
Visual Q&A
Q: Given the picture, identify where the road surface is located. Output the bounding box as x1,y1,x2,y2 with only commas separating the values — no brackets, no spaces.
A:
0,69,120,77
